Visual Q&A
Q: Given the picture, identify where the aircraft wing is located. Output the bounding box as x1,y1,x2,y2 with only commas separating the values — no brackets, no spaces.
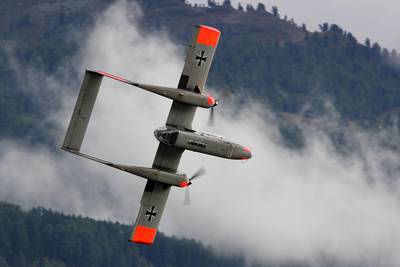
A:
62,25,220,246
129,180,171,245
130,25,220,245
129,144,184,245
166,25,220,130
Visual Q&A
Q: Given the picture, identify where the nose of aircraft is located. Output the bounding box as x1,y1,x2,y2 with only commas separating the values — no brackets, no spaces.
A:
207,95,216,107
232,145,252,160
242,146,252,160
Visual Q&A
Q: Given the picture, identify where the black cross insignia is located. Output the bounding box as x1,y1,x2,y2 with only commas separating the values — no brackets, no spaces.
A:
145,206,157,222
195,51,207,66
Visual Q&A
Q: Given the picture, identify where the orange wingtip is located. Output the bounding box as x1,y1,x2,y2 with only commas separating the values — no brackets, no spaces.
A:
196,25,220,47
96,70,128,83
129,225,157,245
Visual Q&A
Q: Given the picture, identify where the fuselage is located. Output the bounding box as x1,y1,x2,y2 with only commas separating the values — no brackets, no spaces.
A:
154,127,252,160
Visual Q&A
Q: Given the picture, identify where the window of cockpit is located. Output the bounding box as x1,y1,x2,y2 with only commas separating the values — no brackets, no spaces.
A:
160,131,178,145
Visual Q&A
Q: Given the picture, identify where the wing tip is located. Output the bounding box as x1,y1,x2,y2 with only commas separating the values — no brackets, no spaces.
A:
196,25,220,47
197,24,220,33
129,225,157,245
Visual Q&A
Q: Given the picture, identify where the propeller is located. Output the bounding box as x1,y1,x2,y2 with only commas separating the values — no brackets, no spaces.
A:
188,166,206,185
208,101,218,127
207,90,231,127
184,167,206,206
184,186,191,206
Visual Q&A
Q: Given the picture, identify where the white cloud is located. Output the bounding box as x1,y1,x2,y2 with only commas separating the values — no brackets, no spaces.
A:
1,1,400,266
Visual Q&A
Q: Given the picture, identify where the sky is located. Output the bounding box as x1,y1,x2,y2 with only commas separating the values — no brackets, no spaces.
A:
189,0,400,52
1,1,400,266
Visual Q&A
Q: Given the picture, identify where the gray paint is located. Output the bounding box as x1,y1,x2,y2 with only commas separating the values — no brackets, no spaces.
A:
62,25,252,245
166,25,218,130
62,71,103,151
154,128,252,160
135,181,170,229
61,148,188,187
132,83,214,108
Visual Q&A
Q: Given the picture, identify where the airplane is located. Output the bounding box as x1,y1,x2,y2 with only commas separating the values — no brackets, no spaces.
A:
61,25,252,245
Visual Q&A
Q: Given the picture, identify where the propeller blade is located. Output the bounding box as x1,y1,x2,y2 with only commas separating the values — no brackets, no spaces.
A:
208,107,215,127
184,167,206,205
184,186,191,206
190,167,206,182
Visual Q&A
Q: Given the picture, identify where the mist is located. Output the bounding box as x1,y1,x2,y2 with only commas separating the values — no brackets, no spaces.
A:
1,1,400,266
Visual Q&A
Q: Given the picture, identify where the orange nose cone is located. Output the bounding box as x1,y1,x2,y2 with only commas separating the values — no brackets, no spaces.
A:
207,96,216,106
242,146,252,160
180,181,189,187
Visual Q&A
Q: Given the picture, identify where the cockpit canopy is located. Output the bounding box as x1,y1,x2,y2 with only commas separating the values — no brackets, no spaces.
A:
154,127,179,146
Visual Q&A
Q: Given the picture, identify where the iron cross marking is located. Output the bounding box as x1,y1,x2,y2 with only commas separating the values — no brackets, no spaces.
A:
195,51,207,66
145,206,158,222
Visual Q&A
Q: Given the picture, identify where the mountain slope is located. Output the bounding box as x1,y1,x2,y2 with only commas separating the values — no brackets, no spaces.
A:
1,0,399,142
0,202,249,267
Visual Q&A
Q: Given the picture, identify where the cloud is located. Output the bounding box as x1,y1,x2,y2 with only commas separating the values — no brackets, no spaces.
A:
1,1,400,266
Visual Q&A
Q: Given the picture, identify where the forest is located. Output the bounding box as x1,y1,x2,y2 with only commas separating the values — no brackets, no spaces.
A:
0,202,264,267
1,0,399,145
0,1,399,266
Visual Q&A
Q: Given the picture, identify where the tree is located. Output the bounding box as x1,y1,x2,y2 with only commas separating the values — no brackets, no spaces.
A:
371,42,381,57
382,48,389,58
346,32,357,43
12,253,26,267
207,0,217,7
0,225,11,259
319,23,329,32
257,3,266,11
272,5,279,17
364,38,371,47
329,24,343,34
42,258,68,267
222,0,231,7
246,4,254,11
0,257,10,267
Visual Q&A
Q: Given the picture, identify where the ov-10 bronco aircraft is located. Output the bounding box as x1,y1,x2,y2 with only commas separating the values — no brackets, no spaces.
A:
62,25,252,245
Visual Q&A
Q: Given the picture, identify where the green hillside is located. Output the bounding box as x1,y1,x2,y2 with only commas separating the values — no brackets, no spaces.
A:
0,2,398,266
1,0,399,143
0,202,251,267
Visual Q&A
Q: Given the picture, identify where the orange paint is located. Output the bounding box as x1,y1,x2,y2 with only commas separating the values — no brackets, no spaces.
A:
207,95,216,106
129,225,157,245
180,181,189,187
97,71,127,83
197,25,220,47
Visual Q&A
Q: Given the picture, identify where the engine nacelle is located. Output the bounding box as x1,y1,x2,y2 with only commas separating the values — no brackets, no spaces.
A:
112,165,189,187
132,83,216,109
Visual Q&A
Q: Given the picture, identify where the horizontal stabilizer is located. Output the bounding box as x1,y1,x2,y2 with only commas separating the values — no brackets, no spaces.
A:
62,71,103,151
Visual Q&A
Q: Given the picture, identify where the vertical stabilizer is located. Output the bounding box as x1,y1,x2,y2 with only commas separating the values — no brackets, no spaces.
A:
62,70,103,151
